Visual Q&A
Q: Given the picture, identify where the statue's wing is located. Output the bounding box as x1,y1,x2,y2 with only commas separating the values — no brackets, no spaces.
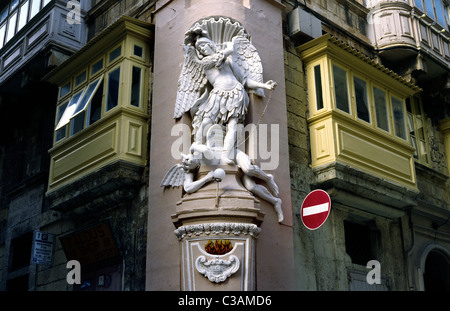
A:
232,32,265,97
160,164,186,188
174,46,208,119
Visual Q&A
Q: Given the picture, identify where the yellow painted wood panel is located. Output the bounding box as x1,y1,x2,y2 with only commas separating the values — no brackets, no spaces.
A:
338,127,413,181
52,125,117,182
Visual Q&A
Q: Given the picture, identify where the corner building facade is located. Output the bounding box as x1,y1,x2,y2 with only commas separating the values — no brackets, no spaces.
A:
0,0,448,291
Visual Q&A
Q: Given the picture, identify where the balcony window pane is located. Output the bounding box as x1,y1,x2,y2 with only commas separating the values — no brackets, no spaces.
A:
415,0,424,11
6,12,17,43
43,0,51,7
75,71,86,87
373,86,389,132
0,7,8,23
88,81,103,125
107,67,120,111
56,102,68,142
314,65,324,110
0,24,6,48
55,90,83,130
10,0,19,11
130,66,141,107
392,97,406,139
354,76,370,123
60,82,71,98
434,0,446,27
73,77,103,118
92,59,103,75
109,46,121,62
30,0,40,19
425,0,436,20
70,111,85,136
134,45,143,57
333,64,350,113
17,1,29,32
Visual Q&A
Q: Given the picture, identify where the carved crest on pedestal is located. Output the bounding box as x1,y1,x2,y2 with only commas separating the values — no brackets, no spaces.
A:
195,255,240,283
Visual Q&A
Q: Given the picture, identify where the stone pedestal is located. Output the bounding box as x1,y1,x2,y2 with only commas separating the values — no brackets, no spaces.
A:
172,164,263,291
175,222,260,291
172,165,264,226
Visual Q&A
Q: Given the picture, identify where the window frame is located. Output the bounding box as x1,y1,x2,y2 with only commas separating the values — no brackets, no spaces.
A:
308,57,412,143
129,62,147,108
0,0,51,49
105,64,121,112
372,84,391,134
406,95,430,165
352,74,372,124
415,0,449,29
390,94,408,140
331,62,351,115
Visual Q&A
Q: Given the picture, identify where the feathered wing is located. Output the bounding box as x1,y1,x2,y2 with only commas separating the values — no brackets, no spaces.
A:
231,33,265,97
160,164,186,188
174,46,208,119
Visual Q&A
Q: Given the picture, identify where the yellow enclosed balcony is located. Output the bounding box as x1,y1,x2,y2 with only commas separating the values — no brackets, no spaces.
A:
298,35,422,192
44,17,152,199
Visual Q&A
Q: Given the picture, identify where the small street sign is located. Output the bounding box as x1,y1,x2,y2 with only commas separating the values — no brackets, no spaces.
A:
31,231,55,266
301,189,331,230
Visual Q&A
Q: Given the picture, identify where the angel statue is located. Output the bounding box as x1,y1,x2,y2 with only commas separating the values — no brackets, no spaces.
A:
160,152,218,194
174,26,276,165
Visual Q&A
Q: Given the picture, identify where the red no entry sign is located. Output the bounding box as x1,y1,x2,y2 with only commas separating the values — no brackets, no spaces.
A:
301,189,331,230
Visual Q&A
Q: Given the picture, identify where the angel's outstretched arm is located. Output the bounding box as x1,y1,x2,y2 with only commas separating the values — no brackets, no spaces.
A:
245,79,277,91
183,171,215,194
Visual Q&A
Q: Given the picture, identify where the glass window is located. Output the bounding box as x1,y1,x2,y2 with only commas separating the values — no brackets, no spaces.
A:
60,82,71,98
10,0,19,11
70,111,85,136
56,90,83,130
6,11,17,43
73,77,103,118
30,0,40,19
87,81,103,125
134,45,143,57
56,102,68,142
107,67,120,111
373,86,389,132
415,0,425,11
0,7,8,23
43,0,50,6
92,59,103,75
332,64,350,113
0,24,6,49
354,76,370,123
17,1,29,32
434,0,447,27
425,0,436,19
109,46,121,63
314,65,324,110
407,97,429,163
391,96,406,139
75,71,87,87
130,66,141,107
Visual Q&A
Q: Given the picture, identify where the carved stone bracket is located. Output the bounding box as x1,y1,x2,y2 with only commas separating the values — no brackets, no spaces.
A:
174,222,261,241
195,255,240,283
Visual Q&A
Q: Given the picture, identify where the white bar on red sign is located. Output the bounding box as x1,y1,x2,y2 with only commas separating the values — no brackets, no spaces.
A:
302,203,329,216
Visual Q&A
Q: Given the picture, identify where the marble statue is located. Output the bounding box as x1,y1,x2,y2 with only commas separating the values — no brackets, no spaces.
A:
174,25,276,164
161,17,283,223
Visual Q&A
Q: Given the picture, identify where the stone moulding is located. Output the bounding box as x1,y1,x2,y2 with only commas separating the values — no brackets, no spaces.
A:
174,223,261,241
195,255,240,283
